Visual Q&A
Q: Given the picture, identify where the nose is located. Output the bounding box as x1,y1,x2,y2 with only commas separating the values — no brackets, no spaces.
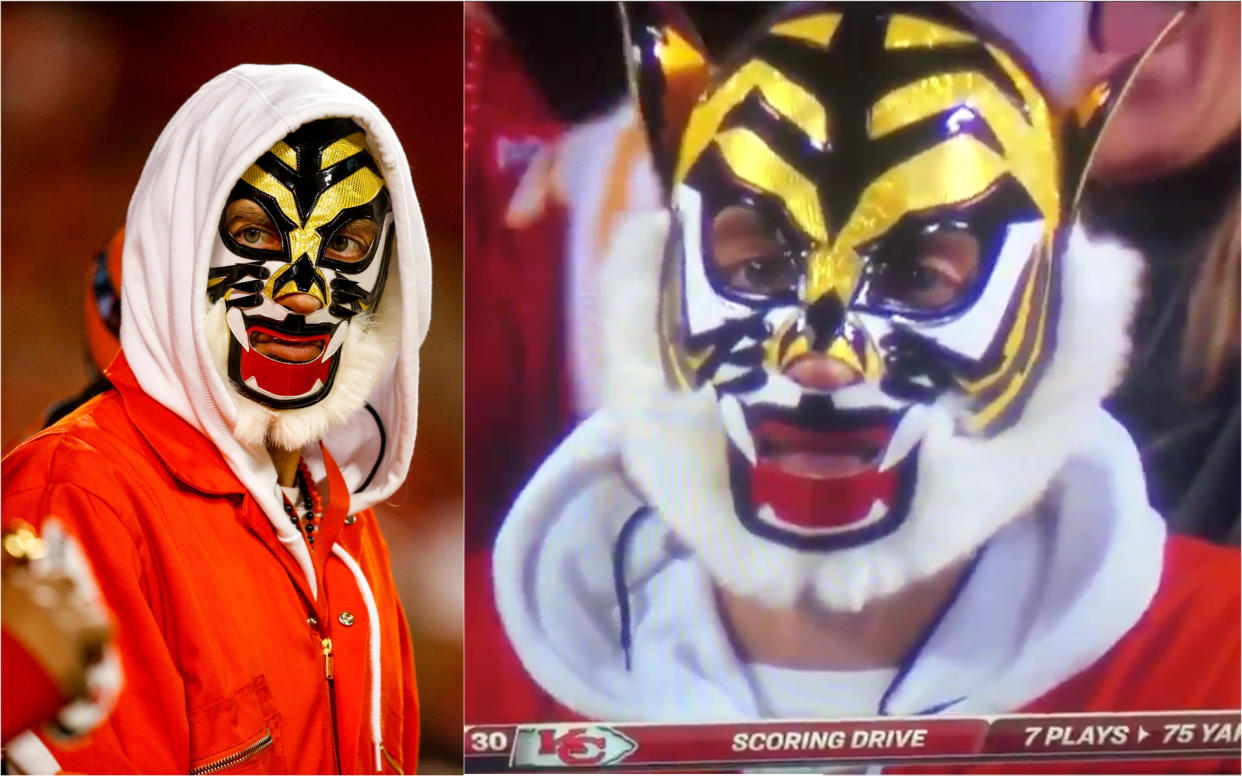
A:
275,292,323,316
783,351,862,392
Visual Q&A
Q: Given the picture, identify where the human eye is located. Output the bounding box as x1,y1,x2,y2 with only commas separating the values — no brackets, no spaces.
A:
710,205,802,296
866,225,979,312
325,219,377,262
224,199,281,251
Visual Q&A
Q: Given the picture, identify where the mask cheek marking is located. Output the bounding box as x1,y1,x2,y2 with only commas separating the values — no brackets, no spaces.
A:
322,319,350,360
853,310,894,348
852,311,894,380
338,213,392,306
965,247,1057,433
907,219,1045,361
226,307,250,351
719,393,757,464
958,247,1048,398
761,308,803,370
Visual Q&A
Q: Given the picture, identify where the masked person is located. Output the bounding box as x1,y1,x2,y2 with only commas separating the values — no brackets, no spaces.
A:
477,3,1240,736
2,64,430,774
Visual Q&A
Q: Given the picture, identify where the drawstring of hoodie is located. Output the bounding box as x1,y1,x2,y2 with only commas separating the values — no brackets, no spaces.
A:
319,444,384,771
612,506,653,672
333,545,385,772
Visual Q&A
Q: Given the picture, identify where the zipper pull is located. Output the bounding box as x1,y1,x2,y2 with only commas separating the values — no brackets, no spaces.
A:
322,637,334,680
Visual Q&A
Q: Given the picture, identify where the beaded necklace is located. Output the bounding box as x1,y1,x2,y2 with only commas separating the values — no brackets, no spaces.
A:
281,460,324,546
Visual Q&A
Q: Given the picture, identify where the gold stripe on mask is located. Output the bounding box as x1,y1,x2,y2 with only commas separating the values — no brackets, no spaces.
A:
285,167,385,266
319,132,369,170
956,252,1043,395
658,27,708,79
770,13,842,48
270,141,298,170
248,166,385,303
1076,81,1111,126
667,345,694,389
713,127,828,243
241,164,303,226
764,315,804,369
678,61,830,183
885,15,977,49
825,334,867,378
966,254,1053,431
658,265,697,389
986,42,1060,210
803,243,862,321
682,344,713,374
868,72,1059,221
811,133,1006,307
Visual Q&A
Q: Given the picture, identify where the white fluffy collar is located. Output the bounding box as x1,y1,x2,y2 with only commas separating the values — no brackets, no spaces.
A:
492,404,1165,721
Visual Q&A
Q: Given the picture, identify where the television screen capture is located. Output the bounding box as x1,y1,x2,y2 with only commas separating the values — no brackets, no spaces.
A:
463,2,1241,773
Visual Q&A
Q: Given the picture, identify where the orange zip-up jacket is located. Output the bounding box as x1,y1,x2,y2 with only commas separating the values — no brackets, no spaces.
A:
3,354,419,774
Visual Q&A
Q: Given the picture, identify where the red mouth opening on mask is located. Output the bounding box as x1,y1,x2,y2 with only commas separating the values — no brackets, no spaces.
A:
239,325,334,399
749,421,901,532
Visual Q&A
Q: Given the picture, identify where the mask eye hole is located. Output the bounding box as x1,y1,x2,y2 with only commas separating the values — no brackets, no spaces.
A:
325,218,378,263
224,199,282,252
865,225,980,313
710,204,802,297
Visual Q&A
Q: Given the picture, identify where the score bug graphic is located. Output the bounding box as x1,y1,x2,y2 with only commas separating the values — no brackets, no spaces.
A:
511,725,639,768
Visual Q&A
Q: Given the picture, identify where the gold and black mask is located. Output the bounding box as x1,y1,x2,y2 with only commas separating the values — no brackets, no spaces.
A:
624,3,1169,549
207,118,394,410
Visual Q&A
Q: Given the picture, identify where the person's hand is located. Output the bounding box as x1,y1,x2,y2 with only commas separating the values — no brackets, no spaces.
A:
2,521,112,701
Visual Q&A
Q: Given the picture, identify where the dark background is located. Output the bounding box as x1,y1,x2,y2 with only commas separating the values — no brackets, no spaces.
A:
1,3,463,771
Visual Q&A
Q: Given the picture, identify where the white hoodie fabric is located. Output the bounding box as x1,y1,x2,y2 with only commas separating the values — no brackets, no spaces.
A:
119,64,431,592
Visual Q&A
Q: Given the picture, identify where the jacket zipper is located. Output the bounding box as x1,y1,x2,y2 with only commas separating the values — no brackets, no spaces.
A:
323,636,343,774
188,729,273,775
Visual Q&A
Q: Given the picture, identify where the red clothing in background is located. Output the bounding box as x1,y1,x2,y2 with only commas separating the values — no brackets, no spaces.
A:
463,18,574,552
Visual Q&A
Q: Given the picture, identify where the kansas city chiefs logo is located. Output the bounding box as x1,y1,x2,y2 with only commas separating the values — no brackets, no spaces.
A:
511,725,638,768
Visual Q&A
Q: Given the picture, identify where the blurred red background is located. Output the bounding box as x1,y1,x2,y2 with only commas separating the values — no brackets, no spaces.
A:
1,3,463,772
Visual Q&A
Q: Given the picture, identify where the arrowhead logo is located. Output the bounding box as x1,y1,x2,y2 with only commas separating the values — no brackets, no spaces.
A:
512,725,639,768
1137,726,1149,743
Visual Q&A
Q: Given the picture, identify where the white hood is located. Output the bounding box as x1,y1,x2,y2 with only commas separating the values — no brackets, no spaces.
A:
119,65,431,580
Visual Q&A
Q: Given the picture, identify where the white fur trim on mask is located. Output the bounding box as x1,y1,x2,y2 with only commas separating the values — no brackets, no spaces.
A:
205,274,402,453
605,213,1146,611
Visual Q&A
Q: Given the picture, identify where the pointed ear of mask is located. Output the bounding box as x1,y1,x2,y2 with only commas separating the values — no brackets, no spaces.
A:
1062,8,1189,215
620,1,711,199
